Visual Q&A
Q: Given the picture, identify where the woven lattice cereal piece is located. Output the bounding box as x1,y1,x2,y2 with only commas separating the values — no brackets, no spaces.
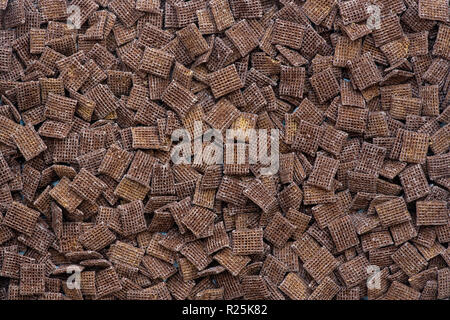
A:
390,220,418,246
181,206,216,238
3,201,40,236
291,120,323,156
79,223,116,251
286,209,311,240
279,65,305,99
19,263,45,295
336,105,368,134
271,19,304,50
150,162,175,195
161,81,197,118
76,149,105,176
399,164,431,203
205,222,229,255
418,0,449,23
319,124,348,157
210,0,235,31
95,266,122,298
308,276,340,300
243,179,277,213
108,241,145,269
86,84,119,119
98,145,133,182
139,47,174,79
302,0,335,25
430,125,449,155
418,85,439,117
348,53,382,90
337,255,370,288
303,246,339,283
225,20,258,57
333,35,362,68
371,13,404,47
328,215,359,252
216,176,247,206
179,240,212,271
338,0,369,25
196,8,217,34
176,23,209,59
232,228,264,255
52,133,79,164
433,24,450,60
108,0,143,27
307,154,339,191
260,254,288,286
0,153,13,186
79,271,96,296
118,200,147,236
277,182,302,213
21,165,40,203
398,131,429,164
279,273,310,300
390,96,422,121
416,201,448,226
0,46,12,72
70,168,107,203
391,242,428,277
437,268,450,299
375,197,411,227
423,58,449,85
311,201,345,229
130,126,160,150
383,281,420,300
208,64,243,99
355,142,386,175
12,125,47,161
125,151,156,187
49,177,83,213
427,153,449,181
240,275,270,300
138,23,173,49
204,98,240,131
341,81,365,109
214,247,250,276
264,212,296,248
38,120,72,139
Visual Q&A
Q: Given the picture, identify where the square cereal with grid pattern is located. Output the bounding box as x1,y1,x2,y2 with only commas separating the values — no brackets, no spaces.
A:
264,212,296,248
118,200,147,236
162,81,197,118
416,201,448,226
19,263,45,295
208,64,243,99
12,125,47,161
348,53,382,90
271,19,304,50
303,247,339,283
44,93,77,123
307,154,339,191
70,168,107,203
399,131,429,164
375,197,411,227
225,20,259,57
399,164,431,203
232,228,264,255
279,65,305,99
3,201,40,236
328,215,360,252
418,0,449,23
139,47,174,79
